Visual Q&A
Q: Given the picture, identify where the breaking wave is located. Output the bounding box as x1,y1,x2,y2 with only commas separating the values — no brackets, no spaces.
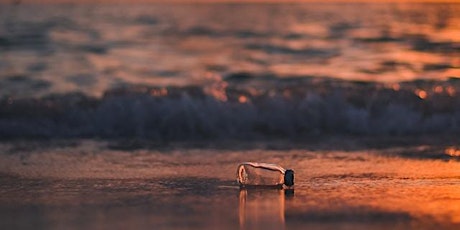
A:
2,76,460,140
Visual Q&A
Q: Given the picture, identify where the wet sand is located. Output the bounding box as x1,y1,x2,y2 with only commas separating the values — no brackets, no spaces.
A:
1,139,460,229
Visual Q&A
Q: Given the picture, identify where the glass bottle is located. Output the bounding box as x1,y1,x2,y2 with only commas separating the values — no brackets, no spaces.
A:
237,162,294,188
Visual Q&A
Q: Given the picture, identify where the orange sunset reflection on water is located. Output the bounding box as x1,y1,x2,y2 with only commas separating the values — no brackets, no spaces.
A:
1,2,460,98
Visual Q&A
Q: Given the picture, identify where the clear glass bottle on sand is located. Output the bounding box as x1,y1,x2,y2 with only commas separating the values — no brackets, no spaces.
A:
237,162,294,188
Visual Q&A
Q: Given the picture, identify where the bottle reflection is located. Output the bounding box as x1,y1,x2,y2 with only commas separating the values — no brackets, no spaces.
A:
239,188,292,230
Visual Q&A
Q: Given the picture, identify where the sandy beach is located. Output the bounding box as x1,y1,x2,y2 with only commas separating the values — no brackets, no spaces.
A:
1,139,460,229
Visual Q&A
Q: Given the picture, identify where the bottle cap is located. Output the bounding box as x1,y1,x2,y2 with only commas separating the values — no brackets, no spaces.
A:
284,169,294,187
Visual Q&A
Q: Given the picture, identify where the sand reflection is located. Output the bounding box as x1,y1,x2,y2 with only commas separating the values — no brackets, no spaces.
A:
239,188,292,230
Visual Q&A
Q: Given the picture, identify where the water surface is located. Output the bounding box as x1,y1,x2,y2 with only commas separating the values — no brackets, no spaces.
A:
1,3,459,98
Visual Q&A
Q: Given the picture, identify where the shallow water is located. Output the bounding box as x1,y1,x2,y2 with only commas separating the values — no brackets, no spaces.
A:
1,139,460,229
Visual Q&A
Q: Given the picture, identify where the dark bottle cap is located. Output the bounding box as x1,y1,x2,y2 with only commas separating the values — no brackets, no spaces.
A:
284,169,294,187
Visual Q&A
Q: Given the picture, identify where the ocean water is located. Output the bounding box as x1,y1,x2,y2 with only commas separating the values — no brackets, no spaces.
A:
1,2,460,139
1,2,460,230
